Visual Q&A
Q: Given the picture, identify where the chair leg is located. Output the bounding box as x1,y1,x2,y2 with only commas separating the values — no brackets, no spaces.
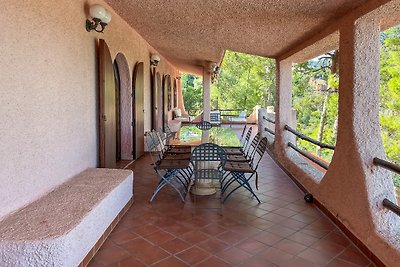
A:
222,172,261,204
150,169,188,203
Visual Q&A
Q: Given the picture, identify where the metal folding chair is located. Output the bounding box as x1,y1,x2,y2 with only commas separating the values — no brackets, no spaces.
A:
145,131,193,202
222,126,253,155
154,129,191,155
226,132,261,162
221,137,268,203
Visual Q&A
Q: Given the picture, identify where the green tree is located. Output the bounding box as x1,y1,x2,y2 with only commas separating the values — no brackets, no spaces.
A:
292,52,338,161
380,26,400,191
181,74,203,114
211,51,275,111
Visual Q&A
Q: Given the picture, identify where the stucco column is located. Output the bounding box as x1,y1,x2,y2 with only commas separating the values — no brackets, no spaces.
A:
203,63,212,122
320,16,399,263
274,59,294,158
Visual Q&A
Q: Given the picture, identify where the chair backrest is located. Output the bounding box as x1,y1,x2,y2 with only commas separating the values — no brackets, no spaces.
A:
158,127,167,142
151,129,167,152
240,125,247,141
145,131,163,164
196,120,212,131
191,143,227,166
251,137,268,169
245,132,261,158
164,124,172,134
241,126,253,149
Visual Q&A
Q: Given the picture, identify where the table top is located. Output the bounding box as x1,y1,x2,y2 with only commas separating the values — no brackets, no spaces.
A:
179,126,241,147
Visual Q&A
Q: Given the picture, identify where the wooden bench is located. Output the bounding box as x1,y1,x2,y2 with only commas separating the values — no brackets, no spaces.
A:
0,168,133,267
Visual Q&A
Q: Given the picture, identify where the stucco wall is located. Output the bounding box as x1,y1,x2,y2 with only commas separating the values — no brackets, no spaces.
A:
273,1,400,266
0,0,178,219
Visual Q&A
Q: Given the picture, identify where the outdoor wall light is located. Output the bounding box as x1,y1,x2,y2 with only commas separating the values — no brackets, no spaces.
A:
150,54,161,66
86,4,112,33
211,64,220,83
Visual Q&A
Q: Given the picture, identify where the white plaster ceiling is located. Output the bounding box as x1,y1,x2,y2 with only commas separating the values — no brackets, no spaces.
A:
105,0,368,74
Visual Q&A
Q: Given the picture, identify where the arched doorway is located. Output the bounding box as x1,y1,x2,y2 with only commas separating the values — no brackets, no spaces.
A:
173,78,178,108
114,53,133,160
151,68,158,130
98,39,116,168
156,72,163,130
133,62,145,159
163,74,171,129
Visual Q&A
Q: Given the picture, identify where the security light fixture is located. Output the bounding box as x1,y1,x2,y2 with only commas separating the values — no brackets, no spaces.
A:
150,54,161,67
86,5,112,33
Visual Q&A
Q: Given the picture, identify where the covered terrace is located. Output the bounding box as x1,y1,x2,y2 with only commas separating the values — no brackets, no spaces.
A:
1,0,399,266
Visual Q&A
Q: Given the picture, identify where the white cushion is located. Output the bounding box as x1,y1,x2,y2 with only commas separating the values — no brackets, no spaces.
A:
238,110,247,118
174,108,182,117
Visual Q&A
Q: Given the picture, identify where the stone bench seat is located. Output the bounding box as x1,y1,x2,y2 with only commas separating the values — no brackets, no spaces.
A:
0,168,133,267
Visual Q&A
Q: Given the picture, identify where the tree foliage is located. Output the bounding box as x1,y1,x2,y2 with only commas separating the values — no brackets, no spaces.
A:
181,51,275,114
181,74,203,114
212,51,276,111
380,26,400,189
292,54,338,161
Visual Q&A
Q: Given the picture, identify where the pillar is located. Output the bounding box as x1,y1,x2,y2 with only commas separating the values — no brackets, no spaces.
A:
203,63,212,122
274,59,294,159
319,15,399,265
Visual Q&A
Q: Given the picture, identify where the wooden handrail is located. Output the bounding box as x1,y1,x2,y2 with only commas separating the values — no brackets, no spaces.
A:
373,157,400,174
285,125,335,150
288,142,329,170
262,116,275,124
383,198,400,217
373,158,400,217
264,127,275,135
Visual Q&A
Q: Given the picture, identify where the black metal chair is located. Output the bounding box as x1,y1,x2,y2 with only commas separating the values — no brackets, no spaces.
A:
153,129,192,155
226,132,261,162
221,137,268,203
145,131,193,203
222,126,253,155
196,120,212,131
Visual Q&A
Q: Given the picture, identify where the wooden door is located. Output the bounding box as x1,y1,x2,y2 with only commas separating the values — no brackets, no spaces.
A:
173,79,177,108
99,39,116,168
156,72,163,130
114,62,121,161
133,62,145,159
151,69,158,130
163,75,171,129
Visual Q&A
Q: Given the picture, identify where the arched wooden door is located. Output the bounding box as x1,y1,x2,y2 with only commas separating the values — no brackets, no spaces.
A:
98,39,116,168
163,75,171,129
115,53,133,160
151,68,158,130
156,72,163,130
113,62,121,161
173,78,178,108
133,62,145,159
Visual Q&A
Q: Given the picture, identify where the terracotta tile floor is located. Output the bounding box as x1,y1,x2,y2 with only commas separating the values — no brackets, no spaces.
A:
89,136,374,266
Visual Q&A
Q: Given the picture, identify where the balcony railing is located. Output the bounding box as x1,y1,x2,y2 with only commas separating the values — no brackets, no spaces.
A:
262,116,275,135
285,125,335,170
284,125,335,150
187,109,247,120
373,157,400,217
